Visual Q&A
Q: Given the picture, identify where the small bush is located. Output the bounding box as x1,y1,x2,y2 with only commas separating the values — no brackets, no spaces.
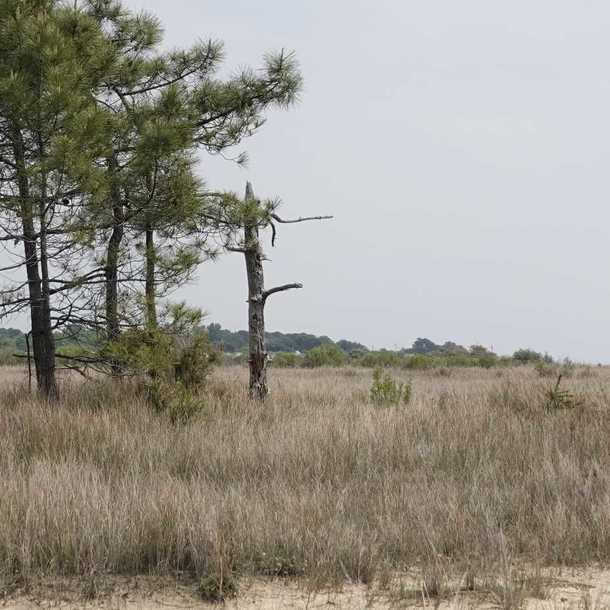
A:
370,368,412,406
545,375,582,412
303,344,346,368
477,355,497,369
271,352,301,368
254,548,305,577
174,334,219,389
512,348,544,365
444,354,477,368
402,354,435,370
146,379,206,424
198,573,238,603
354,350,402,368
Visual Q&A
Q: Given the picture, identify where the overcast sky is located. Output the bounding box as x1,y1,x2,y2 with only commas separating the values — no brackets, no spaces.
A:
8,1,610,360
115,0,610,362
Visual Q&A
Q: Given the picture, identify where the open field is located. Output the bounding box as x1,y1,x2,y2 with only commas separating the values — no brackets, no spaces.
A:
2,365,610,608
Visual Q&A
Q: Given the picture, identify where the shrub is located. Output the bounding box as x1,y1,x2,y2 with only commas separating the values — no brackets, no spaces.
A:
512,349,543,365
103,328,176,379
354,350,402,368
402,354,435,370
370,368,412,406
303,344,346,368
145,379,206,424
477,355,497,369
271,352,301,368
174,334,219,389
545,375,582,411
444,354,476,368
198,573,238,603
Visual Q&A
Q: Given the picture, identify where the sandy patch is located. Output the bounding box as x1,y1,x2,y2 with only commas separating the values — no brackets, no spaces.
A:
3,570,610,610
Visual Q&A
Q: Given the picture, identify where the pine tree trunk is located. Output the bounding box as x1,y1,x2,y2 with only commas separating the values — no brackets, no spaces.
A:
105,156,124,343
13,129,58,401
244,182,268,400
37,207,59,401
145,221,157,331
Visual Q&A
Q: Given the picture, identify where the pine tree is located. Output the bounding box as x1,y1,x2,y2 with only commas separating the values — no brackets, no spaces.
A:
0,0,304,391
0,0,113,399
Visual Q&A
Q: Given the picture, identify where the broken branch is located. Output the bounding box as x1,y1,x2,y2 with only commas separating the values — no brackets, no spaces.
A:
263,283,303,302
271,213,333,224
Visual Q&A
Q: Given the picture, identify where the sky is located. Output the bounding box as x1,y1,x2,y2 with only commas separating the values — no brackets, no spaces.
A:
8,0,610,361
121,1,610,361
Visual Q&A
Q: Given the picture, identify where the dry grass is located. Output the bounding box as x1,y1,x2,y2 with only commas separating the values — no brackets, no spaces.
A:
0,364,610,600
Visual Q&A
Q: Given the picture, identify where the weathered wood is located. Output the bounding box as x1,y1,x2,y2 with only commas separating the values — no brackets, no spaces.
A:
243,182,268,400
237,182,328,401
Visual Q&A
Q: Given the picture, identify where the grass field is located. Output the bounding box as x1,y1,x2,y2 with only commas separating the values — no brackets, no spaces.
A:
1,364,610,608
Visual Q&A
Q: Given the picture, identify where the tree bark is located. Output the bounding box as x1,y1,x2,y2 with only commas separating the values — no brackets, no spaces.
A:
105,155,124,343
145,219,157,331
13,129,58,401
243,182,268,400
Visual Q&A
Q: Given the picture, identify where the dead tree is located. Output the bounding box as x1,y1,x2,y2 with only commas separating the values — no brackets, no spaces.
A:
228,182,331,400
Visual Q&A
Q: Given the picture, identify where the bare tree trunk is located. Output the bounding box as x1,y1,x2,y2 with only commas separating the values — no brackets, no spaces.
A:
13,129,58,401
145,219,157,331
233,183,328,399
243,182,268,400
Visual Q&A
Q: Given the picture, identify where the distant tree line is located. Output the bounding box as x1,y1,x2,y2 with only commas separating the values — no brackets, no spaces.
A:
205,323,367,354
0,324,556,370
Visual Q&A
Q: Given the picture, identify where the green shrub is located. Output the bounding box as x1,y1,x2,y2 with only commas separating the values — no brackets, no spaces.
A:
198,572,238,603
175,334,219,389
303,344,346,368
354,350,402,368
545,375,582,411
512,348,543,364
477,355,497,369
443,354,475,368
103,328,176,379
146,379,205,424
370,368,412,406
271,352,301,368
402,354,435,370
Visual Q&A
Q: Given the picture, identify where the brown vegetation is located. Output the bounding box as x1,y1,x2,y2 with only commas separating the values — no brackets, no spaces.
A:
0,365,609,605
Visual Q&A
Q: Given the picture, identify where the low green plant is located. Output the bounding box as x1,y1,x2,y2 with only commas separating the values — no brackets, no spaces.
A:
303,344,346,368
355,350,402,368
198,572,238,603
545,374,582,411
174,333,219,389
513,348,544,365
146,379,206,424
402,354,435,370
478,354,497,369
370,368,412,406
271,351,301,368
